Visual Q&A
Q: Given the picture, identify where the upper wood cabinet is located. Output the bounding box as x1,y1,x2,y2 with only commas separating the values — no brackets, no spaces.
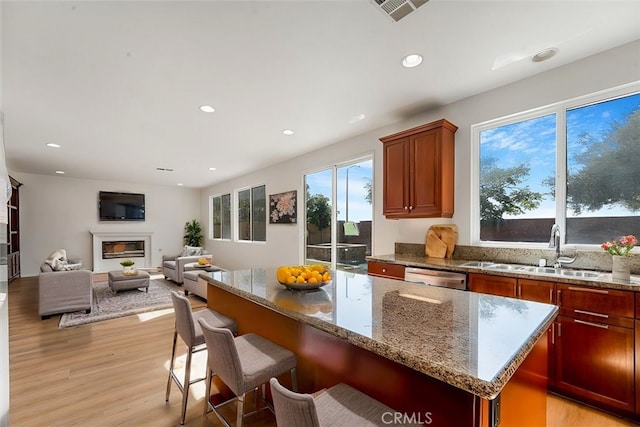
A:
380,119,457,219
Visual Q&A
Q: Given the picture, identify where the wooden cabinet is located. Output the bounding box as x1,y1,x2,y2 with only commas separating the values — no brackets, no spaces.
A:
367,261,405,280
518,279,555,304
468,273,516,297
7,176,21,281
552,284,635,414
380,119,457,219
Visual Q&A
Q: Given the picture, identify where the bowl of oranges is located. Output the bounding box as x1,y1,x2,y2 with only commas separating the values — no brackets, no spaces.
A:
276,265,332,290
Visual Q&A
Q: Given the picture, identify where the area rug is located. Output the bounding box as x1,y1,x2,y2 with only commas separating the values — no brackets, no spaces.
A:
59,278,174,328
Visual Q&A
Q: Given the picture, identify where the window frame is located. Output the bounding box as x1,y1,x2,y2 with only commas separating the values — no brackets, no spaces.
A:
471,81,640,250
209,193,231,241
235,184,266,243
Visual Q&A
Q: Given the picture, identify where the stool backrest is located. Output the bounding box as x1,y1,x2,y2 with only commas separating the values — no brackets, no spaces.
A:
269,377,320,427
170,291,196,346
198,318,244,395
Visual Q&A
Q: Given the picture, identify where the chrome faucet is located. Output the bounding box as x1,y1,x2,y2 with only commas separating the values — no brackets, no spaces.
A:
549,224,575,268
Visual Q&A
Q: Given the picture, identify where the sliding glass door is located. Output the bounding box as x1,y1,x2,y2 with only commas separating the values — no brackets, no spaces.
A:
304,157,373,272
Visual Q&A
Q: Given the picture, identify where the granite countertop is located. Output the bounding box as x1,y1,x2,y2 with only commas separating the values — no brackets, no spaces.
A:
367,254,640,291
201,268,557,400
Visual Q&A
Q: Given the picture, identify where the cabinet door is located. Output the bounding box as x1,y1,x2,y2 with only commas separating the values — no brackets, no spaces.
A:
554,315,635,413
410,130,440,217
468,273,517,297
518,279,554,304
382,138,410,218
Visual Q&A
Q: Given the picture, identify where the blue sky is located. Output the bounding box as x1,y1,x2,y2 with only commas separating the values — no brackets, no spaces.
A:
305,159,373,222
480,91,640,218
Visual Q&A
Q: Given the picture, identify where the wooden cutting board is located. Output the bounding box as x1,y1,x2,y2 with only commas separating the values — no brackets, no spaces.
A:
425,224,458,258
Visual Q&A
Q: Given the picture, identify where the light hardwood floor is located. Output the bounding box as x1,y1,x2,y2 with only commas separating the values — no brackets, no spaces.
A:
7,275,639,426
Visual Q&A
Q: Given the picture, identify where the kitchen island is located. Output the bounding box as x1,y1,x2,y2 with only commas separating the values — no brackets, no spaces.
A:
202,268,557,426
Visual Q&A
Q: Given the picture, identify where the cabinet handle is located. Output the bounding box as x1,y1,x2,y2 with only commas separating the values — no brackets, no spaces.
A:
557,322,561,337
551,323,555,345
404,206,409,210
574,319,609,329
382,268,387,273
567,286,609,295
574,309,608,319
557,289,561,305
549,289,553,303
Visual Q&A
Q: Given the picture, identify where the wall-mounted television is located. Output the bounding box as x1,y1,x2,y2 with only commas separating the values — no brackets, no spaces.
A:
99,191,145,221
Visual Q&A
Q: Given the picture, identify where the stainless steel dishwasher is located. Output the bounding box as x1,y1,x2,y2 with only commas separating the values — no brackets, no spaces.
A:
404,267,467,290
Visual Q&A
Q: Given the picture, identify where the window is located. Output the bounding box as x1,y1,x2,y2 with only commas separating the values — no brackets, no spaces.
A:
474,86,640,247
210,194,231,240
237,185,266,242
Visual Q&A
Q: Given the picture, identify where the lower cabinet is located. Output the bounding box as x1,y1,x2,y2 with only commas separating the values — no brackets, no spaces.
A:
469,272,637,417
553,314,635,413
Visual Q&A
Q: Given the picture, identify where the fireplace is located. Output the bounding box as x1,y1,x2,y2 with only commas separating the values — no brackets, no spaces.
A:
102,240,145,260
90,231,153,272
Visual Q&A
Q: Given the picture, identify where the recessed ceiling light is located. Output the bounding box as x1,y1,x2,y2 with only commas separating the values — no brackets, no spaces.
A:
531,48,558,63
402,54,423,68
209,167,217,171
282,129,294,136
199,105,215,113
177,183,183,186
46,143,61,148
55,170,65,174
349,114,366,124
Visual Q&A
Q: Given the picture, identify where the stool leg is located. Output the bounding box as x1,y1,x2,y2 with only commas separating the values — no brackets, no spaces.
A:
203,367,212,415
180,347,193,425
165,330,178,401
290,367,298,392
236,393,245,427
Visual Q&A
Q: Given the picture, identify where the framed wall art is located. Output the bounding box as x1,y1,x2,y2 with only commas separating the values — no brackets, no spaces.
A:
269,190,297,224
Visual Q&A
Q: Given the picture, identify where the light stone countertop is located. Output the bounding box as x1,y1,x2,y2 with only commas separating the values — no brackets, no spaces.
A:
367,254,640,291
201,268,557,400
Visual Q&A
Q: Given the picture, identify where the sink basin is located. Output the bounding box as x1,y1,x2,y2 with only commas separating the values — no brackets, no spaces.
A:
486,264,527,271
521,266,560,274
459,261,496,268
559,270,601,278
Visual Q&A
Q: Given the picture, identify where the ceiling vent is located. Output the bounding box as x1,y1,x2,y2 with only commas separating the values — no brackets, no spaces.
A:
372,0,430,22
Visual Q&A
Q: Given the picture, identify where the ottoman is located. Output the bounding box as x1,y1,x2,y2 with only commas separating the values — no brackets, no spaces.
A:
108,270,150,293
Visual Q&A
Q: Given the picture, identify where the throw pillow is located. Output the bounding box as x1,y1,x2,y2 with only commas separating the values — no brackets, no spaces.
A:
45,249,68,268
181,245,203,257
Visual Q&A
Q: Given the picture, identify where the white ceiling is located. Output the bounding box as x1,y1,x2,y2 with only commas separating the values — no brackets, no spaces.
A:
2,0,639,188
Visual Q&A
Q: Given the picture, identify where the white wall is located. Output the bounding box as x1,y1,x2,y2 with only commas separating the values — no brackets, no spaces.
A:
13,172,201,277
201,40,640,270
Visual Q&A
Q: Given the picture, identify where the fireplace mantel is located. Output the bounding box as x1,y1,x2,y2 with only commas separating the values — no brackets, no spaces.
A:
90,231,153,273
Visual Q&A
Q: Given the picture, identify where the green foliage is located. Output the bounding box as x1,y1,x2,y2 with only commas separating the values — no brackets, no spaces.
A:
306,193,332,230
480,157,542,221
119,259,135,267
567,109,640,214
184,219,203,246
363,178,372,205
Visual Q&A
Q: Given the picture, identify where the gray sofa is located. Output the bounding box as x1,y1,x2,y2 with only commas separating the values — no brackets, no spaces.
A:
39,263,93,319
182,266,224,300
162,254,212,284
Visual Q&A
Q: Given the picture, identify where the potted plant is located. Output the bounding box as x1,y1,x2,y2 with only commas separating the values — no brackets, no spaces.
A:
184,219,203,247
120,259,136,275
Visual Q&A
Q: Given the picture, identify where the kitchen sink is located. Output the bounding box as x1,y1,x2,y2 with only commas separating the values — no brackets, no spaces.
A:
559,270,601,278
520,266,560,274
485,264,527,271
459,261,496,268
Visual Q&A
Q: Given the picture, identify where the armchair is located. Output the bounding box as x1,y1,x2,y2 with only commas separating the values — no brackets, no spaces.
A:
162,253,213,284
39,263,93,319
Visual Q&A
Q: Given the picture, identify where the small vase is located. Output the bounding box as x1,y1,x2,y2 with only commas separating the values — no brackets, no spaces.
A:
612,255,631,282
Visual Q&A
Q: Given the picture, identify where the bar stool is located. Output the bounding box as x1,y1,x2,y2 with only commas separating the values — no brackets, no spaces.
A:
166,291,237,425
198,318,297,427
270,377,415,427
